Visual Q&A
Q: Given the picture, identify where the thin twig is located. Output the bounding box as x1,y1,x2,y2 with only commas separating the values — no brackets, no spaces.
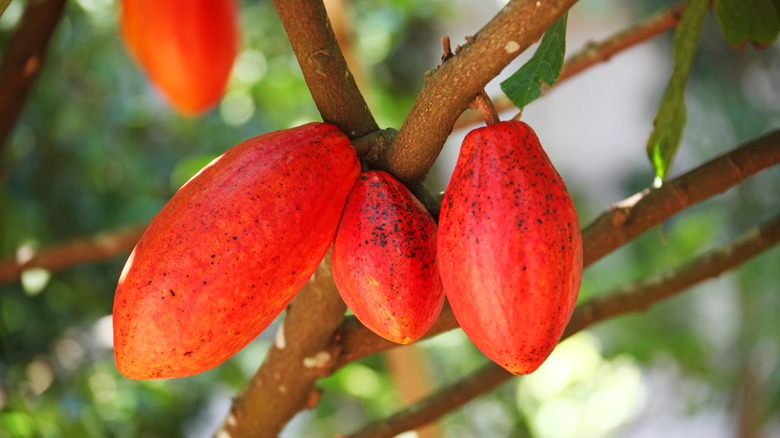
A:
348,212,780,438
454,3,685,129
335,129,780,366
0,0,68,154
0,226,145,283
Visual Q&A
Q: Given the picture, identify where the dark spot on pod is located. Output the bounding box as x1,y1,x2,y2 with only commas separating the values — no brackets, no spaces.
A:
183,351,193,357
169,290,176,297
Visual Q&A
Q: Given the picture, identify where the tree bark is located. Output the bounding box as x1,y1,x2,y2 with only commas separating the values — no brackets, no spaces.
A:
0,0,68,154
219,253,347,438
374,0,578,187
272,0,377,138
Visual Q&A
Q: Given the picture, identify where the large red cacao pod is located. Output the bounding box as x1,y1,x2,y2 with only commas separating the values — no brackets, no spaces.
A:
120,0,238,116
113,122,360,379
333,171,444,344
438,120,583,375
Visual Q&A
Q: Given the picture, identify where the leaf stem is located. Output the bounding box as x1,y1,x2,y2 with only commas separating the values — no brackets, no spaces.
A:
473,90,500,125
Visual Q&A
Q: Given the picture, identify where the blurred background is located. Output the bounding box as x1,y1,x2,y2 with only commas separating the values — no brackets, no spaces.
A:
1,0,779,436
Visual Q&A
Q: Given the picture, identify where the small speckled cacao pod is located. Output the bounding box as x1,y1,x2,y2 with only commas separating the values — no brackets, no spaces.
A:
333,171,444,344
113,122,360,379
438,120,583,375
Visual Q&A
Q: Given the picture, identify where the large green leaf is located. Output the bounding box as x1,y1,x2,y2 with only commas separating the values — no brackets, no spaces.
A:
715,0,780,47
500,13,567,111
646,0,708,185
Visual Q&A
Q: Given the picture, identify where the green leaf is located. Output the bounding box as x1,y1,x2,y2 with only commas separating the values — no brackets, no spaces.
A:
714,0,780,47
646,0,708,184
500,13,567,111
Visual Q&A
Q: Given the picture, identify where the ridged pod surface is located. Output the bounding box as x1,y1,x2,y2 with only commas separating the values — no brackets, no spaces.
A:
333,171,444,344
113,123,360,379
438,120,583,375
120,0,237,115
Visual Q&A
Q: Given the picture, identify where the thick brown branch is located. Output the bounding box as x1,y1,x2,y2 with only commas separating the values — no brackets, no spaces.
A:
218,2,375,436
272,0,377,138
218,253,346,438
0,226,144,284
0,0,68,154
335,129,780,367
349,212,780,438
374,0,578,187
455,3,684,129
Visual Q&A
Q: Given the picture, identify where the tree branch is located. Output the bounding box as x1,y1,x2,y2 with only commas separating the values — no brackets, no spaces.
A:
335,129,780,366
272,0,377,138
0,226,145,284
348,212,780,438
216,2,375,436
373,0,578,187
455,3,685,129
564,214,780,337
581,129,780,264
218,252,346,438
0,0,68,155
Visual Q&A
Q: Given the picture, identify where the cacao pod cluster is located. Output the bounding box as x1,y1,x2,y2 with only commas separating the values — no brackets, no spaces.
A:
113,120,582,379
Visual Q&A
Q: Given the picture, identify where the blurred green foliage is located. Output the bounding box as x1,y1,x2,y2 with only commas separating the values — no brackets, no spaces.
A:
1,0,779,437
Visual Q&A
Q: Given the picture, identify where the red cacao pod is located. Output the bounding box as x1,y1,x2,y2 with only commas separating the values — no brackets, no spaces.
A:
438,120,583,375
120,0,238,116
113,122,360,379
333,171,444,344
